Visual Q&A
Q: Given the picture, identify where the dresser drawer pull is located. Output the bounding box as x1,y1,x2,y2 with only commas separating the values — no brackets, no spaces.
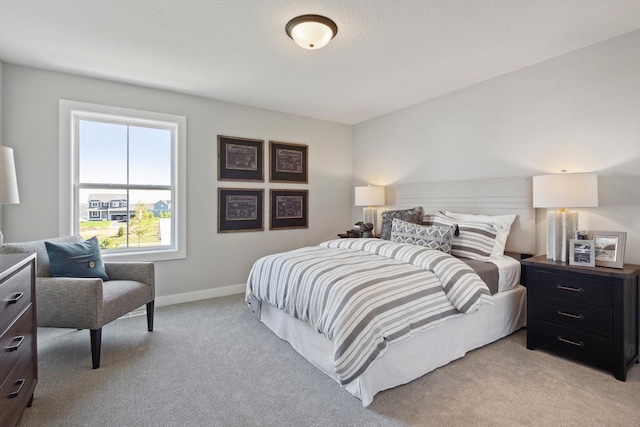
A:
5,335,25,352
4,292,24,304
556,310,584,320
556,284,584,293
557,336,584,347
8,379,25,399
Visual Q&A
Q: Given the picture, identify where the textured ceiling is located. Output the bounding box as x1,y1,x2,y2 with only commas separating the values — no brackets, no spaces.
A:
1,0,640,124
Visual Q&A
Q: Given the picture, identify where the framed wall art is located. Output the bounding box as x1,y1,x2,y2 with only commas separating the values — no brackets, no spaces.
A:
270,189,308,230
588,230,627,269
569,239,595,267
218,188,264,233
218,135,264,182
269,141,308,183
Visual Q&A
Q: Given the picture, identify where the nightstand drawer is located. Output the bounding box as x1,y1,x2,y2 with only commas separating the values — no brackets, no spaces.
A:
534,320,612,368
534,296,611,336
0,266,33,330
0,305,35,382
533,270,611,308
0,348,36,426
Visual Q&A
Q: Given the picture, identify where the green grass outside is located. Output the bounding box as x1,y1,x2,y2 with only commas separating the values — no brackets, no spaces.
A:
80,218,163,249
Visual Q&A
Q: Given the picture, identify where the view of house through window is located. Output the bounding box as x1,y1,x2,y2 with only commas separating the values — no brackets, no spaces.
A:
75,115,175,252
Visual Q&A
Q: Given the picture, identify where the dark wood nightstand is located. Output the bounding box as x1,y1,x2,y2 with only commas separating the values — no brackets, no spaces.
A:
338,233,359,238
0,253,37,427
521,255,639,381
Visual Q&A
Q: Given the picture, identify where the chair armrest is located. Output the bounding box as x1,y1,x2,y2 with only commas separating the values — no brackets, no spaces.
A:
104,262,155,295
35,276,104,329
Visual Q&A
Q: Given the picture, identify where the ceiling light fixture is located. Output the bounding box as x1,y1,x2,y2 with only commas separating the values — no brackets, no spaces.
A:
285,15,338,50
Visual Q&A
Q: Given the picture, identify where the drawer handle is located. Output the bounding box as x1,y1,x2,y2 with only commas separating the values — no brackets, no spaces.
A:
5,335,25,352
557,335,584,347
556,284,584,293
8,379,25,399
556,310,584,320
5,292,24,304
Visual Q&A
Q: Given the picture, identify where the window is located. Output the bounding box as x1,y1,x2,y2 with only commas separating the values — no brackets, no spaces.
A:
60,100,186,261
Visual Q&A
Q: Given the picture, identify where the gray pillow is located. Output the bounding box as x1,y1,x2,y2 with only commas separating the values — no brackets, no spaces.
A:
379,207,424,240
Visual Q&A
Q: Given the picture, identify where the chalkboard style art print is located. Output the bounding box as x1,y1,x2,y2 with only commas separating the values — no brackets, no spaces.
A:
269,141,308,183
270,189,308,230
218,135,264,182
218,188,264,233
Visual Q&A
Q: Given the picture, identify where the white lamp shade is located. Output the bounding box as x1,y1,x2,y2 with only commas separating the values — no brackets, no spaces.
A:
533,172,598,209
0,146,19,204
355,186,385,207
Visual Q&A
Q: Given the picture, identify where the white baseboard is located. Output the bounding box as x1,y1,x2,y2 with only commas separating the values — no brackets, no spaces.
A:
155,283,246,307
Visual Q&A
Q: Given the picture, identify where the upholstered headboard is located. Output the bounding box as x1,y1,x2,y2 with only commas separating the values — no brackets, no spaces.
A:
393,176,535,255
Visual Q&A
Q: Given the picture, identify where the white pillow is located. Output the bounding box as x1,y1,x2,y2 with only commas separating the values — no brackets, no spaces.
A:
445,211,516,259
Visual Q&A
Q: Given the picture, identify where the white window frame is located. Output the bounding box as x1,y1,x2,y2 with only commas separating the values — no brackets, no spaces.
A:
59,100,187,261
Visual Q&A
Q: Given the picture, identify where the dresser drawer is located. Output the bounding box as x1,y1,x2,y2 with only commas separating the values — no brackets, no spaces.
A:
534,320,612,368
0,343,36,426
533,269,611,308
534,296,612,336
0,305,35,382
0,266,33,331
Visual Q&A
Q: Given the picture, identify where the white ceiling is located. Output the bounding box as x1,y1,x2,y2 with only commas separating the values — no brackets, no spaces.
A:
1,0,640,125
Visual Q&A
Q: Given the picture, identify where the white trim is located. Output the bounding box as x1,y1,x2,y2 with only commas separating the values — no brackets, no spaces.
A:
59,99,187,262
155,284,246,307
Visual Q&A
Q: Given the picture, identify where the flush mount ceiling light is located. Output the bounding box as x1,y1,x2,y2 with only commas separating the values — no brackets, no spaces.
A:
285,14,338,50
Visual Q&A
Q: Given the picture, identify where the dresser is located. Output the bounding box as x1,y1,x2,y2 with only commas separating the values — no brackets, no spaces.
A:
0,253,37,427
522,255,640,381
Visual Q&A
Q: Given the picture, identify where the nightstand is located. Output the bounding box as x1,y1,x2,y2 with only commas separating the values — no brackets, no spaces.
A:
522,255,639,381
337,232,361,238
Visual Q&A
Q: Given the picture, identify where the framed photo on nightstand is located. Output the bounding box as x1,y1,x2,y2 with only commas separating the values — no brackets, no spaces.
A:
589,230,627,269
569,239,595,267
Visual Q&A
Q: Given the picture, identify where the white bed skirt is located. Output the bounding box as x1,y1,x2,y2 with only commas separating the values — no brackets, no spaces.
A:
260,284,527,407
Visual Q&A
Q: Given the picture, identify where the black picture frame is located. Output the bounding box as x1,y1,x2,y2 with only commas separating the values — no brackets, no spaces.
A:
269,141,308,183
270,189,308,230
218,188,264,233
218,135,264,182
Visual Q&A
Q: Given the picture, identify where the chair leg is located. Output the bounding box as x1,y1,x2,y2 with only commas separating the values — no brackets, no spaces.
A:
146,300,155,332
90,328,102,369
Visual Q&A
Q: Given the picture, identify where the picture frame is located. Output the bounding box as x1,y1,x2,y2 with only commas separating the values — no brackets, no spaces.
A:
218,188,264,233
569,239,595,267
269,141,308,183
270,189,308,230
588,230,627,269
218,135,264,182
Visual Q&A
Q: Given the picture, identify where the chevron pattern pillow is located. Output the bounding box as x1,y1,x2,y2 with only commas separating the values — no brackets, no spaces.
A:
390,218,456,253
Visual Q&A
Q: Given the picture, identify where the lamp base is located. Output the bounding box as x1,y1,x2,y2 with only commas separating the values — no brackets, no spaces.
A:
363,207,377,235
546,211,578,262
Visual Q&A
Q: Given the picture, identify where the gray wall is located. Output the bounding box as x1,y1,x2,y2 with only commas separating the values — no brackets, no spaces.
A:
1,65,353,303
353,30,640,264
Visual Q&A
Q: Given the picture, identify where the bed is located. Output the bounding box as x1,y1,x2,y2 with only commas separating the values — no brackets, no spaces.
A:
246,177,535,406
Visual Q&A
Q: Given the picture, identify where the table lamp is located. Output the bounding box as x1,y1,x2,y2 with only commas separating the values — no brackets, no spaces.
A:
533,171,598,262
0,146,20,243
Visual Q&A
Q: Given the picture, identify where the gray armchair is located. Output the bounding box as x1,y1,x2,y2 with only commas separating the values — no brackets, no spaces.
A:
0,235,154,369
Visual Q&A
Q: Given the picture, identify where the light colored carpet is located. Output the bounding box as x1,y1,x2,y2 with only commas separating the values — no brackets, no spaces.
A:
19,294,640,427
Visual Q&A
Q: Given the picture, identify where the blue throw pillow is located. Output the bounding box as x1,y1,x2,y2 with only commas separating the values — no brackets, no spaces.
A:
45,236,109,281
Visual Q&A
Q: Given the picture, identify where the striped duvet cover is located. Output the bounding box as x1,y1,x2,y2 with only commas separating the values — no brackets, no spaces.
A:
246,239,492,385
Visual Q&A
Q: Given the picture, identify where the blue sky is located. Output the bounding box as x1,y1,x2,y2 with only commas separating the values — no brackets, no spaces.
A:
78,119,171,186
